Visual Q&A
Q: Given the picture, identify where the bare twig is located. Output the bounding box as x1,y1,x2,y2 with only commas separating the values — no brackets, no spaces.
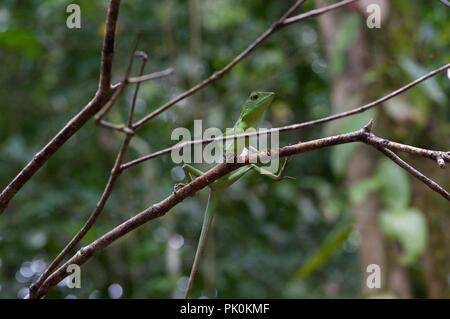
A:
95,66,174,132
29,53,149,299
97,119,135,135
132,0,360,129
29,128,365,299
99,0,121,91
368,146,450,201
0,0,122,214
28,135,131,299
5,0,447,299
94,35,142,124
128,52,148,126
364,134,450,168
282,0,358,26
28,124,450,298
0,0,360,214
94,85,126,123
121,62,450,170
127,68,175,84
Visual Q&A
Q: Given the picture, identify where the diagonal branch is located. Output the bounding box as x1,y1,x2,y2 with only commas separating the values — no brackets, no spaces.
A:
121,62,450,170
282,0,358,26
28,124,449,298
28,52,149,299
99,0,121,91
0,0,362,214
0,0,122,214
94,33,142,123
29,128,366,299
364,133,450,168
127,67,175,84
367,145,450,201
132,0,359,129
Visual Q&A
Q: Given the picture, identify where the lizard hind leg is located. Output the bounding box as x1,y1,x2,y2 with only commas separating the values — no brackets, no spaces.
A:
251,158,295,181
182,164,205,182
173,164,205,196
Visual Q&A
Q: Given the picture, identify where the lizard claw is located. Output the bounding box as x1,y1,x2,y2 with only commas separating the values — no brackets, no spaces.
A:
274,158,294,181
173,183,186,194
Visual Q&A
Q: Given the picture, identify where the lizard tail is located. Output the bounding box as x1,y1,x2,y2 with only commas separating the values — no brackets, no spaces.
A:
184,189,217,299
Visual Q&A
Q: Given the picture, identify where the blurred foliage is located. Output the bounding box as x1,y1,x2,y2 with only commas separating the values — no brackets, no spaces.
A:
0,0,448,298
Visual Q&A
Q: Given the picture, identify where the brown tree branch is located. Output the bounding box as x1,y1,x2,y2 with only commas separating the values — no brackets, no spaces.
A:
29,128,365,299
97,119,135,135
28,123,449,298
127,52,148,126
28,53,149,299
94,85,126,123
28,135,131,299
0,0,321,212
282,0,358,26
94,35,142,125
95,67,174,133
4,0,446,298
0,0,122,214
121,62,450,170
132,0,359,129
99,0,121,91
364,133,450,168
370,145,450,201
127,67,175,84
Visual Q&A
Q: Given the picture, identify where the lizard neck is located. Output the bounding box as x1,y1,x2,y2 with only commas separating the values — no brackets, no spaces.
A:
233,118,251,131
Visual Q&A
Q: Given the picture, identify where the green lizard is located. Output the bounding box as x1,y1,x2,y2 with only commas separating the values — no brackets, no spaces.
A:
179,92,292,298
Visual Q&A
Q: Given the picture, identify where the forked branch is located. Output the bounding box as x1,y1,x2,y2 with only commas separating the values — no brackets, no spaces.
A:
0,0,122,214
29,121,449,298
0,0,359,213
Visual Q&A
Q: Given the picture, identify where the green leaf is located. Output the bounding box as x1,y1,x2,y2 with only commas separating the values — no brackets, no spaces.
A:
350,177,381,203
380,208,427,265
293,220,353,279
400,58,447,106
375,159,411,210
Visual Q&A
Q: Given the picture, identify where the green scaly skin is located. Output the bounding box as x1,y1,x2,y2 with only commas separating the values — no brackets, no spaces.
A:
180,92,291,298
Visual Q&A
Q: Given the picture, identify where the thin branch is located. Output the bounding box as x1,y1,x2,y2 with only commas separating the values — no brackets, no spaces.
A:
282,0,358,26
99,0,121,91
29,124,449,298
124,34,143,81
121,62,450,170
369,145,450,201
128,52,148,126
97,119,135,135
0,0,122,214
0,0,360,214
96,67,174,128
298,62,450,128
127,67,175,84
0,92,109,215
364,133,450,168
133,0,359,129
29,128,366,299
28,135,131,299
5,0,448,298
94,35,142,123
94,84,126,122
29,52,150,298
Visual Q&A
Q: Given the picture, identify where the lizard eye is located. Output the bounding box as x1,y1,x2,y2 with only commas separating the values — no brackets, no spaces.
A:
250,94,259,101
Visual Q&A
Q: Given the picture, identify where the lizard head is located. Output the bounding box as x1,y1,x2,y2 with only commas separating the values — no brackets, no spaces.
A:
239,91,275,127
